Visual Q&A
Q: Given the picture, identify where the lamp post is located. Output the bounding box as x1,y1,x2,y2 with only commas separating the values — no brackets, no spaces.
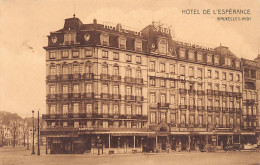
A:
31,110,35,155
37,110,40,156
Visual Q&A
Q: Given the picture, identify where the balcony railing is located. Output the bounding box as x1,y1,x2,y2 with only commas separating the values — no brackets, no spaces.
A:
100,74,110,80
207,106,213,111
197,90,205,96
60,93,70,99
83,73,94,79
72,74,81,80
207,89,213,95
112,94,121,100
101,93,110,99
158,103,170,108
214,107,221,111
213,90,222,96
189,105,196,110
111,75,121,81
125,77,135,83
82,92,94,98
179,105,187,109
230,108,235,113
197,106,205,111
72,93,81,98
222,107,228,113
179,89,187,94
222,91,229,97
125,95,135,101
135,96,144,102
188,90,196,95
135,78,143,84
60,74,71,80
46,75,58,81
47,94,58,99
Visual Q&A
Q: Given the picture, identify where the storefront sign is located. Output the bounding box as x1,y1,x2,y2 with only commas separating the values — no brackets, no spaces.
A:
103,23,142,36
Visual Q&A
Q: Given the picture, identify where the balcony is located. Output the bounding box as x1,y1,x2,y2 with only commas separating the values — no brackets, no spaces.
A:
214,107,221,111
42,114,57,119
83,73,94,80
82,92,94,98
197,106,205,111
179,105,187,109
72,74,81,80
222,108,228,113
197,90,205,96
72,93,81,99
207,89,213,95
47,94,58,99
246,99,255,104
135,96,144,102
230,108,235,113
179,89,187,94
222,91,229,97
228,92,234,97
125,77,135,83
188,90,197,95
60,93,70,99
112,94,121,100
125,95,135,101
214,90,221,96
207,106,213,111
189,105,196,110
60,74,72,81
111,75,121,81
135,78,143,84
46,75,58,81
158,103,170,108
101,93,110,99
100,74,110,80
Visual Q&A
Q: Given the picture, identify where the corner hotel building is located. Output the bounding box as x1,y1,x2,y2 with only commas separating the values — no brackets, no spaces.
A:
42,16,260,154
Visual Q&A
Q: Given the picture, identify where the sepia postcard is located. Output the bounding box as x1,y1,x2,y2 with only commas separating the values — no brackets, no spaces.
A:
0,0,260,164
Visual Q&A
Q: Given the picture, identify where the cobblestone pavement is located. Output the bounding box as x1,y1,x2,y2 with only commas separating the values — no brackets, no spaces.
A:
0,147,260,165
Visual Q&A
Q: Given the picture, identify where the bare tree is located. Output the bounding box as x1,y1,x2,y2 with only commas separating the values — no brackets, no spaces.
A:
0,121,6,146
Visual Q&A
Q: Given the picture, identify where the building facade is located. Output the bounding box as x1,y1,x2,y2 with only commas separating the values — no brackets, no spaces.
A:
42,16,260,154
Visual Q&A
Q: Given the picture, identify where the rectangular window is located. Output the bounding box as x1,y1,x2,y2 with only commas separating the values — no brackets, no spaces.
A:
170,64,175,73
103,121,108,128
160,63,165,72
113,52,119,60
50,66,56,75
62,105,68,115
136,56,141,64
207,55,212,63
136,106,142,115
86,104,92,114
160,94,166,103
150,78,155,86
215,84,219,91
151,112,156,123
150,61,155,71
86,84,92,93
72,51,79,58
160,79,165,87
119,38,126,49
160,113,166,123
102,65,108,74
101,34,109,46
170,95,175,104
199,115,203,125
63,85,68,94
102,50,108,58
230,73,233,81
181,97,185,105
113,104,119,115
49,52,56,59
127,121,131,128
73,84,79,93
50,85,55,94
136,88,142,96
63,122,68,127
126,54,132,62
236,74,240,82
113,66,119,75
180,66,185,76
50,105,56,114
198,69,202,78
179,50,185,58
189,67,194,77
170,114,176,124
126,106,132,115
103,84,108,93
113,85,119,95
62,50,69,58
197,52,203,61
222,72,226,80
126,86,132,95
215,71,219,79
85,49,92,57
222,84,226,91
103,104,108,114
150,93,155,103
73,103,79,114
74,122,79,128
207,70,212,78
170,81,175,88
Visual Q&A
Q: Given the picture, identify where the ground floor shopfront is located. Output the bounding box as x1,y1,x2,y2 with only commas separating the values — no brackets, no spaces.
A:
43,132,258,154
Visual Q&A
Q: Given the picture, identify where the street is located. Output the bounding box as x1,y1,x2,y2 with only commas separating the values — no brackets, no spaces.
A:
0,147,260,165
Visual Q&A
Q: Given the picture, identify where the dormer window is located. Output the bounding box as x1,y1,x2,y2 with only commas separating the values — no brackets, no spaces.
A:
49,52,56,59
188,51,194,60
119,37,126,49
179,49,185,59
197,52,203,61
100,33,109,46
207,54,212,64
158,39,167,54
64,31,76,45
235,61,240,68
214,55,219,65
62,50,69,58
72,50,79,58
135,40,142,52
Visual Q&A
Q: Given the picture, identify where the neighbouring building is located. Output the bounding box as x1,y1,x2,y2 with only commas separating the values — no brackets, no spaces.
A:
41,16,260,154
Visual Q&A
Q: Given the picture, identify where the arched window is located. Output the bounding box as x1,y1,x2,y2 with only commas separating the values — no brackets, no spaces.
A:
102,63,108,74
136,68,141,78
62,64,69,74
85,62,92,73
126,67,132,77
73,62,79,74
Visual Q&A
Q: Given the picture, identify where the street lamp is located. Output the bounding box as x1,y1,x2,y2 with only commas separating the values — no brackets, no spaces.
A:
31,110,35,155
37,110,40,156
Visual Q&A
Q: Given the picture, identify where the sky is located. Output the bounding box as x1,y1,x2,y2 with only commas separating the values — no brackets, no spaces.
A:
0,0,259,117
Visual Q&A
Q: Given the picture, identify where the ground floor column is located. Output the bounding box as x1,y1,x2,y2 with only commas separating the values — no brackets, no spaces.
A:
156,136,158,152
109,134,111,149
134,136,135,149
188,135,191,152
